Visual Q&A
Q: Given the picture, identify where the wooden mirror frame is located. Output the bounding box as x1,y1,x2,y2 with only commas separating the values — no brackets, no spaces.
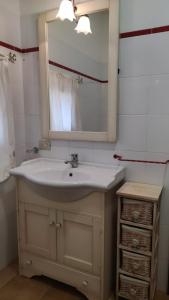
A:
38,0,119,142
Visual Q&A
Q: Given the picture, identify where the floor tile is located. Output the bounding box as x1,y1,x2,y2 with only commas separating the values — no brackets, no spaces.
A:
0,276,49,300
0,262,18,289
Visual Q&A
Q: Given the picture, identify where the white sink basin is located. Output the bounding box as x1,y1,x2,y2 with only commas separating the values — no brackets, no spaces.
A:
10,158,125,190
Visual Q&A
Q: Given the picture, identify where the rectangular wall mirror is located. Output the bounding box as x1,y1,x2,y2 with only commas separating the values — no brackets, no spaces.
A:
38,0,119,142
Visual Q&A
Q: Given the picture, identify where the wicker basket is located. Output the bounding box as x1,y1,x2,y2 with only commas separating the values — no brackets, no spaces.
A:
121,199,153,226
121,225,152,252
121,250,151,277
119,275,149,300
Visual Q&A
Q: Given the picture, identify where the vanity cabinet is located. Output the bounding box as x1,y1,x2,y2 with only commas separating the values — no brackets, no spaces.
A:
16,178,121,300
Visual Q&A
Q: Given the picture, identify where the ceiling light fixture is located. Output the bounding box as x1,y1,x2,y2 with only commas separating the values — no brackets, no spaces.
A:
75,15,92,35
56,0,76,22
57,0,92,35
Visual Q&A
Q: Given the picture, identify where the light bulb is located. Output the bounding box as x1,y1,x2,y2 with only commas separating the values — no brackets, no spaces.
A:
56,0,76,22
75,15,92,35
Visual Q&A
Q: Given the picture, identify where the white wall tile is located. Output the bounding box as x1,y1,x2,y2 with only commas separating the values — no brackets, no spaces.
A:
125,163,146,182
120,32,169,77
144,165,165,185
119,36,153,77
51,140,70,160
25,115,41,146
23,53,40,115
148,75,169,115
119,77,149,115
120,0,153,32
120,0,169,33
116,115,147,151
147,115,169,153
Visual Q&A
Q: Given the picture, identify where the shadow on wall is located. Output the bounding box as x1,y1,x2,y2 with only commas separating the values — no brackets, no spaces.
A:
0,176,17,270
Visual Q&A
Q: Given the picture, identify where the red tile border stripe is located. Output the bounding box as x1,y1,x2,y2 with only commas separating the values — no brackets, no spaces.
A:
152,25,169,34
1,25,169,53
120,28,151,39
0,41,22,53
120,25,169,39
22,47,39,53
0,42,39,53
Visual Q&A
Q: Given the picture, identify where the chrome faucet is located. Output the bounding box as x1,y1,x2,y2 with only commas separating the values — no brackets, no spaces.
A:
65,153,79,168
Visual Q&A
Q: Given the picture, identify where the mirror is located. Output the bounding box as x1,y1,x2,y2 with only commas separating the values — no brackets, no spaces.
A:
48,11,109,133
38,0,119,142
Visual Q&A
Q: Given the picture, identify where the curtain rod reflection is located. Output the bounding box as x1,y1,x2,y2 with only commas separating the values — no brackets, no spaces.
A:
49,60,108,84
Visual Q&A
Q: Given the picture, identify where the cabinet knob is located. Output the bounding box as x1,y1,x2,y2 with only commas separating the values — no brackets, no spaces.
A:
25,260,32,265
133,262,140,270
82,280,88,287
132,238,139,248
130,288,137,296
49,221,55,226
132,210,140,221
56,223,62,229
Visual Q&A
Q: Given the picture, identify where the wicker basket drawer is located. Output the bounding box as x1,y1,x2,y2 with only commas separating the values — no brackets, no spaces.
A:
121,251,151,277
121,225,152,252
119,275,149,300
121,198,153,226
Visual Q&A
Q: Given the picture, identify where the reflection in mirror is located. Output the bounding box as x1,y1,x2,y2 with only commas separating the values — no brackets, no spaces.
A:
48,10,109,133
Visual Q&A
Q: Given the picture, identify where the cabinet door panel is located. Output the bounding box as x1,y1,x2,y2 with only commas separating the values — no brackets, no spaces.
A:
57,211,102,275
19,203,56,260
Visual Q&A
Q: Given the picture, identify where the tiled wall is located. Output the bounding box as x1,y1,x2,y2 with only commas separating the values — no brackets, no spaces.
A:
1,0,169,292
0,0,24,270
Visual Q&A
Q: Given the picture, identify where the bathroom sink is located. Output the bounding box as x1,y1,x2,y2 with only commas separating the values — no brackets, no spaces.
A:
32,169,90,184
10,158,125,190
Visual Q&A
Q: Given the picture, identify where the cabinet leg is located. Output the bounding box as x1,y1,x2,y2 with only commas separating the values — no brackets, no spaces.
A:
19,266,41,279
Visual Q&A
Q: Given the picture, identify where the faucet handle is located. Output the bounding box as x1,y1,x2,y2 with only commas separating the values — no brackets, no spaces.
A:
71,153,78,161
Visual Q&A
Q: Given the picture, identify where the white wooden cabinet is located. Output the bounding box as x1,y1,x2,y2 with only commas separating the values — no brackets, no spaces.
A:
19,203,57,260
57,211,102,275
16,178,121,300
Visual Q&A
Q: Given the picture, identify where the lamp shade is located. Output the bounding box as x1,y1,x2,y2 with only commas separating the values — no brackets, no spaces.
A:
56,0,76,22
75,15,92,35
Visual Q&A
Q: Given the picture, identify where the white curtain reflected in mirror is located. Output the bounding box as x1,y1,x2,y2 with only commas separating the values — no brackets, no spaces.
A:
49,70,81,131
48,10,109,132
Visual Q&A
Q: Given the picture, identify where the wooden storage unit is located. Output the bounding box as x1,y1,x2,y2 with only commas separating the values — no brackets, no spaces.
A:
116,182,163,300
16,178,122,300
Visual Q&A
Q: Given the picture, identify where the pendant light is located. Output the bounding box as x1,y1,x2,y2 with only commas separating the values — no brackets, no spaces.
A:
75,15,92,35
57,0,92,35
56,0,76,22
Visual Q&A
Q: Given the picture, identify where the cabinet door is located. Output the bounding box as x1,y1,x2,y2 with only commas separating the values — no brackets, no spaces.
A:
57,211,102,275
19,203,56,260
